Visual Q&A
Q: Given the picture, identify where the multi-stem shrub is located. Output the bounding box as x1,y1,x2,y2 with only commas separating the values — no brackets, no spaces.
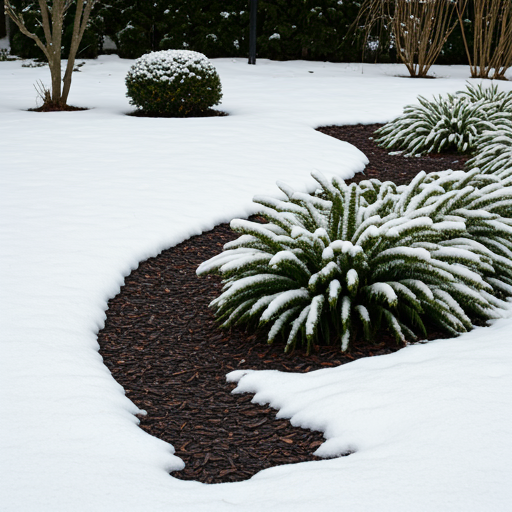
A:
125,49,222,117
375,83,512,156
197,170,512,353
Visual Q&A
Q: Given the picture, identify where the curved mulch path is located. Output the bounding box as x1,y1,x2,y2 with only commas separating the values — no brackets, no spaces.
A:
316,124,469,182
97,123,466,484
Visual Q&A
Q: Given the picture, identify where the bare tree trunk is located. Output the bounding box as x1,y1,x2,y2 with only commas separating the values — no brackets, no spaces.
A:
0,3,6,39
49,0,64,103
62,0,96,104
4,0,98,108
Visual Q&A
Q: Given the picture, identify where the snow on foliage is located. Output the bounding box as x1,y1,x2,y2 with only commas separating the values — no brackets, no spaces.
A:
125,49,222,116
126,49,214,82
197,169,512,352
467,118,512,177
375,82,512,156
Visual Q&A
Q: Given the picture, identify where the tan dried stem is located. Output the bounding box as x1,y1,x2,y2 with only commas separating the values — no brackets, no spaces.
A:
458,0,512,79
356,0,459,77
392,0,458,77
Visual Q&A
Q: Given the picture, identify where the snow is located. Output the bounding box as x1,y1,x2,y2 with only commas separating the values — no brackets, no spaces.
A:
305,294,324,337
126,49,216,83
1,55,512,511
260,288,309,322
229,320,512,511
346,268,358,288
269,250,309,274
367,282,398,305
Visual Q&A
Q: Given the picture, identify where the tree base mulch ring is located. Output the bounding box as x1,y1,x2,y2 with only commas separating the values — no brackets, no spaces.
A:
127,108,228,118
28,104,89,112
97,123,463,485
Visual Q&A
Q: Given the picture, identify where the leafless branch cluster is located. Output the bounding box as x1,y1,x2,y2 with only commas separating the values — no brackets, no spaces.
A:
357,0,459,77
393,0,458,77
457,0,512,79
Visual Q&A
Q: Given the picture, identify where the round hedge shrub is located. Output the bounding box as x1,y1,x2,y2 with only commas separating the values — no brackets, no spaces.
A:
125,50,223,117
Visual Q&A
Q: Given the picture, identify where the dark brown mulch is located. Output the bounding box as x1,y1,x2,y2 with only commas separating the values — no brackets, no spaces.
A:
97,123,461,485
127,108,228,118
317,123,469,185
28,104,89,112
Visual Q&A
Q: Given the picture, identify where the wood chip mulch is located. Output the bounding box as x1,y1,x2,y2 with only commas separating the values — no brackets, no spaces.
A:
97,123,466,484
28,104,89,112
127,108,228,118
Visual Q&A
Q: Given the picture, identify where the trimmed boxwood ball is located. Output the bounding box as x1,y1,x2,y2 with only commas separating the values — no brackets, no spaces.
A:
125,50,223,117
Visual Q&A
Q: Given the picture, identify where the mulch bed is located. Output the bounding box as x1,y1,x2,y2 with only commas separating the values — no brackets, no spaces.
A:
28,104,89,112
97,123,466,484
127,108,228,118
316,124,469,183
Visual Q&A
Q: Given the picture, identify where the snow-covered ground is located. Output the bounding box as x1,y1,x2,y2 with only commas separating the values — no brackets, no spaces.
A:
1,55,512,511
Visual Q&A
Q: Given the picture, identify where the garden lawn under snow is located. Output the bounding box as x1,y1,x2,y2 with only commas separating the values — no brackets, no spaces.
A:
1,55,512,512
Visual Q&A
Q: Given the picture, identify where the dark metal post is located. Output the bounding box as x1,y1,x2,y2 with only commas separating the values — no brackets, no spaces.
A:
248,0,257,64
0,6,6,39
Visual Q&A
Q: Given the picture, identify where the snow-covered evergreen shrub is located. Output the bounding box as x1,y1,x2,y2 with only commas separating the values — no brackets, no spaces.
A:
375,83,512,157
375,93,491,156
467,120,512,177
197,170,512,353
367,167,512,302
458,82,512,114
451,84,512,176
101,0,362,62
125,50,222,117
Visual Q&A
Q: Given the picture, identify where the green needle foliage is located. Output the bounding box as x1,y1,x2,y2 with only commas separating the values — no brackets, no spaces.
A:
458,82,512,112
375,82,512,156
198,170,512,353
467,119,512,177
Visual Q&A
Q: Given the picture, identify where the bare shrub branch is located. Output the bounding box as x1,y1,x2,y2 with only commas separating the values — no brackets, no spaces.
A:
357,0,459,77
458,0,512,79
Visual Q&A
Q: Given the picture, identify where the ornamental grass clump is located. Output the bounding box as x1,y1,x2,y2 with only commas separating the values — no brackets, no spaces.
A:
198,170,512,353
375,83,512,157
125,50,222,117
467,120,512,177
458,83,512,113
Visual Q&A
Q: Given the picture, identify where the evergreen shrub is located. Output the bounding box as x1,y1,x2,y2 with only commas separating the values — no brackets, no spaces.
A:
125,49,222,117
468,119,512,176
99,0,364,62
375,83,512,156
198,169,512,353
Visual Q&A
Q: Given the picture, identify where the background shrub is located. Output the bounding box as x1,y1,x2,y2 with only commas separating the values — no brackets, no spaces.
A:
7,0,485,65
375,83,512,156
198,170,512,353
8,0,494,66
125,49,222,116
95,0,364,62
